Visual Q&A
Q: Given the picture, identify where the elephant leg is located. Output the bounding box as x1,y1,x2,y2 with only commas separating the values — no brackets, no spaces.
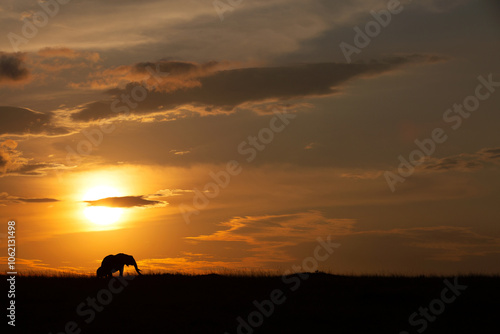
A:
119,265,124,276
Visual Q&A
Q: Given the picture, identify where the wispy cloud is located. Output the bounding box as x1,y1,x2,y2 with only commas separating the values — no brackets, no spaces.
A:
341,170,383,180
188,211,355,264
0,192,59,205
0,139,66,177
37,47,100,61
0,257,86,274
187,211,500,266
356,226,500,262
420,147,500,172
34,47,101,73
152,189,194,197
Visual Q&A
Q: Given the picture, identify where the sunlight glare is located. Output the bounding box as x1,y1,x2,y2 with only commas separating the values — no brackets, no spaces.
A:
83,186,124,226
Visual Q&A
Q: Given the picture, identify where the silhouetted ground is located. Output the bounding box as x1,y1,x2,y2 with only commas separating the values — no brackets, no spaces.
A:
7,273,500,333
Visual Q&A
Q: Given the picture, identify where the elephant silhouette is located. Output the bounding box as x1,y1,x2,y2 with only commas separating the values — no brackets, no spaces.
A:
96,253,142,278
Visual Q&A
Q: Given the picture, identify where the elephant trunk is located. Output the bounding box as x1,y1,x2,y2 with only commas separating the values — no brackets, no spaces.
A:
131,258,142,275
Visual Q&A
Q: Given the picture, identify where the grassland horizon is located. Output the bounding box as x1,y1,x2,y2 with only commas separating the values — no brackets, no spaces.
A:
8,271,500,333
3,270,500,278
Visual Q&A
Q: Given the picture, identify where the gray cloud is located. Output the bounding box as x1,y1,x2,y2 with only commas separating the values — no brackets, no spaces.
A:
0,106,69,136
480,147,500,160
71,55,444,122
422,157,483,172
421,147,500,172
0,52,31,85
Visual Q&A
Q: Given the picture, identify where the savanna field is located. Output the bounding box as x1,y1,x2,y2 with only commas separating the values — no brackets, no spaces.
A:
7,273,500,334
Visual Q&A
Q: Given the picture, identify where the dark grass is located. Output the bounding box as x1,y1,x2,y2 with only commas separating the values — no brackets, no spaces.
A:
5,272,500,334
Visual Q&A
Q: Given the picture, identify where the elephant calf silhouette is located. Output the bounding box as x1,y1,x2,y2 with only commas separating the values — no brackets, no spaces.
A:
96,253,142,278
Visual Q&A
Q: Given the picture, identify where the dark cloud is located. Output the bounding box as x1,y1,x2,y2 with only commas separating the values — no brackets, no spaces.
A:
422,157,482,171
0,52,31,85
85,195,167,208
0,153,6,168
480,147,500,160
0,192,59,205
421,147,500,172
10,162,67,177
0,106,69,136
133,60,220,77
71,55,444,121
16,197,59,203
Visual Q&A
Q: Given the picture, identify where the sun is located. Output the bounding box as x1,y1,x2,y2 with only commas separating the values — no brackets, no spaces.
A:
83,186,124,226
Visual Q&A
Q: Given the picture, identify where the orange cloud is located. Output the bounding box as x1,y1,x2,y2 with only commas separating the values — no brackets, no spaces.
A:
72,60,234,91
37,47,100,62
0,139,65,177
188,211,354,264
0,257,87,275
0,140,25,174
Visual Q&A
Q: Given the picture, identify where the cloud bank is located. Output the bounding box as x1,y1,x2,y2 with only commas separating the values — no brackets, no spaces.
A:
71,55,445,122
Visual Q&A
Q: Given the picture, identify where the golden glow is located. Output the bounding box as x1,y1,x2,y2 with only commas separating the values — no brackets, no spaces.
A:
83,186,124,226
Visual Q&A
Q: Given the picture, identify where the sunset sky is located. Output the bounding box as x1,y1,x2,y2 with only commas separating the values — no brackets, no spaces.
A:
1,0,499,275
